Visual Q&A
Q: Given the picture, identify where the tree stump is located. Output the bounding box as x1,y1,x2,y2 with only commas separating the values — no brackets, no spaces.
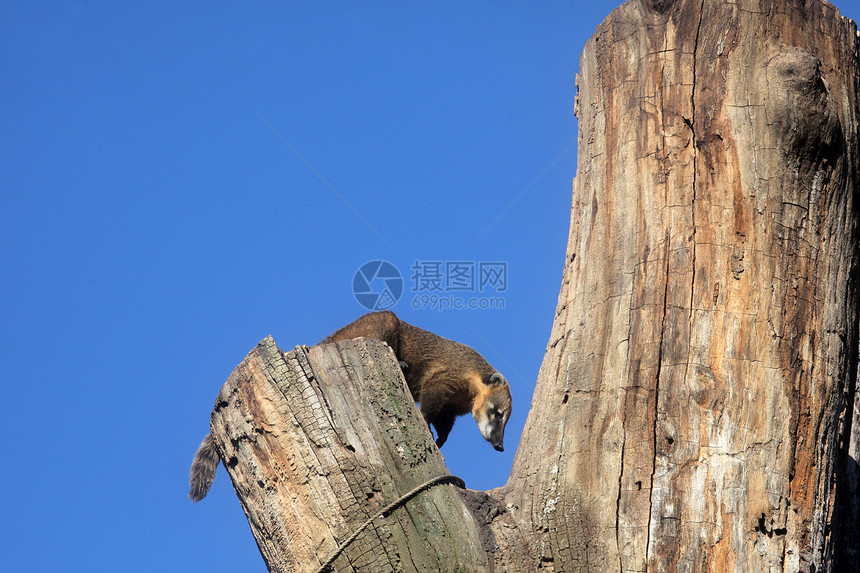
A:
209,337,488,572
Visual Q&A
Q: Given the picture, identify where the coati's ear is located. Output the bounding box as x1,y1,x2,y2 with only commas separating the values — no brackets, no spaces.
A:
489,372,507,386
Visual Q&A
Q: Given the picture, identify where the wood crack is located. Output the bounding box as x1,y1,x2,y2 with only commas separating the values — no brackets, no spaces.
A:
646,234,672,564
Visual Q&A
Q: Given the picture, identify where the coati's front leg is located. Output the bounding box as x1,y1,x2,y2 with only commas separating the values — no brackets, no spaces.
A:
417,380,457,448
430,409,456,448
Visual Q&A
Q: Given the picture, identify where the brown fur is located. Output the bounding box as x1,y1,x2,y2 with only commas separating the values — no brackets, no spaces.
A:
189,311,510,502
323,311,512,451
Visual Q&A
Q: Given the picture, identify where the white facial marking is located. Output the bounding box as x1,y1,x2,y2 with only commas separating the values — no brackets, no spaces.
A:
477,416,493,441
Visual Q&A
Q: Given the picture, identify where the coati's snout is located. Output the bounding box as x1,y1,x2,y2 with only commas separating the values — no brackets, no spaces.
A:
474,401,508,451
473,372,512,452
481,418,505,452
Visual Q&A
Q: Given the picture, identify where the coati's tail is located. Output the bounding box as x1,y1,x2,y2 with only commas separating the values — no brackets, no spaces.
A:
189,433,219,502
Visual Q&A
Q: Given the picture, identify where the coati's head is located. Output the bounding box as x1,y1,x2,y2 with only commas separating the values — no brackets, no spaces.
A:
472,372,512,452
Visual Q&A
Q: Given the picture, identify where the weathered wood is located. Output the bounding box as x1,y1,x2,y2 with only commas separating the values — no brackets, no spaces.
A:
498,0,860,571
203,1,859,571
210,336,488,572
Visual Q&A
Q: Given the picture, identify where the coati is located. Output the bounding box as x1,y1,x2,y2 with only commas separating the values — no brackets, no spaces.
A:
189,311,511,502
321,311,512,451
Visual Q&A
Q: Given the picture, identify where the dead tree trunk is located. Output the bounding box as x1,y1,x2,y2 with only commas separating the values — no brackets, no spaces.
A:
206,1,860,571
497,0,859,571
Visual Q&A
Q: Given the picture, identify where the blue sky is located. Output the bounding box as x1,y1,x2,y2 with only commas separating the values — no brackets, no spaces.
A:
3,2,858,572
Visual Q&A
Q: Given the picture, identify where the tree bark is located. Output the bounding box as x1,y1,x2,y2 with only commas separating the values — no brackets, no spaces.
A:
206,1,860,571
499,0,859,571
210,336,489,572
